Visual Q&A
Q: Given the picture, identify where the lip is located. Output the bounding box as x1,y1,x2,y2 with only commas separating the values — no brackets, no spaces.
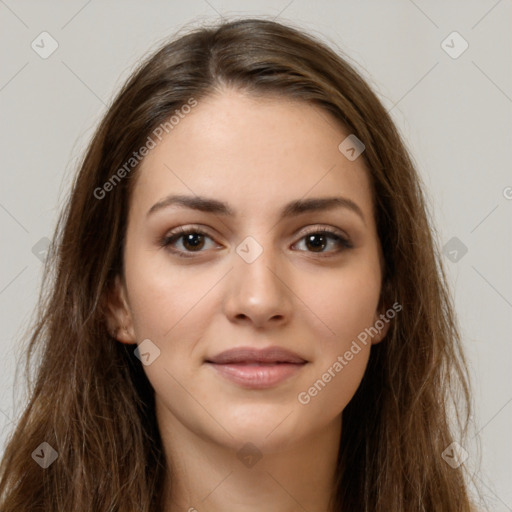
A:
205,346,307,389
206,346,306,365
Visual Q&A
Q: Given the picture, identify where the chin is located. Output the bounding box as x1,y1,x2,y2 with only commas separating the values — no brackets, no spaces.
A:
211,403,307,453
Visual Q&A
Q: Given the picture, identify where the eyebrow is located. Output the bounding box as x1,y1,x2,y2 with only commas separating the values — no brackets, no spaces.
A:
147,194,366,224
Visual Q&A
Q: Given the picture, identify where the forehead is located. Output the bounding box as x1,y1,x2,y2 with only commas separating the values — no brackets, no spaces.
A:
130,90,374,223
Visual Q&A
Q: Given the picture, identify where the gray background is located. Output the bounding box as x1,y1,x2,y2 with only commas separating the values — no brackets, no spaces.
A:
1,1,510,509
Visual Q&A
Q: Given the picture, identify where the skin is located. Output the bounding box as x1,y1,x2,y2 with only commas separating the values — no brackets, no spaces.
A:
106,89,390,512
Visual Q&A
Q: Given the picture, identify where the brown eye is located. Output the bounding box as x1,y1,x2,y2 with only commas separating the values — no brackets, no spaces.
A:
180,232,206,251
160,227,218,258
293,229,352,255
304,233,328,252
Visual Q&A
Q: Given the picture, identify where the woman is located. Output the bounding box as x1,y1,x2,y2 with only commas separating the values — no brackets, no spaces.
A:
0,18,477,511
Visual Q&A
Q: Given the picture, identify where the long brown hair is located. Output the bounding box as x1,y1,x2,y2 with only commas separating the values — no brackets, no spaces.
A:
0,18,476,511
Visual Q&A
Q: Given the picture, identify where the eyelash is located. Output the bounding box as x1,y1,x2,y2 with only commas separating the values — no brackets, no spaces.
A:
159,225,353,259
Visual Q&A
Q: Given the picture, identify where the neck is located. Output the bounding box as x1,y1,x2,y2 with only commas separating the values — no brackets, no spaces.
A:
157,401,342,512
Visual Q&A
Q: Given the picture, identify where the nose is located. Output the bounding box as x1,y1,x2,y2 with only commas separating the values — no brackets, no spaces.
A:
223,243,293,329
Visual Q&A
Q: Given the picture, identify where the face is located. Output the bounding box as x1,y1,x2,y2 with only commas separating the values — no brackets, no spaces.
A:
106,89,389,453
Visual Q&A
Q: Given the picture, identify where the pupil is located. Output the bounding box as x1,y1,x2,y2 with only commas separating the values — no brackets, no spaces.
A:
306,234,326,252
184,233,204,250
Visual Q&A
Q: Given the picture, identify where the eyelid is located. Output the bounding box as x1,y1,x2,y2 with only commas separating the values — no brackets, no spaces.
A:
164,224,213,238
297,224,350,241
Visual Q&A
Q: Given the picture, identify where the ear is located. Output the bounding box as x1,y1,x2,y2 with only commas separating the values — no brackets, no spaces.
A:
370,307,391,345
371,276,393,345
103,274,137,344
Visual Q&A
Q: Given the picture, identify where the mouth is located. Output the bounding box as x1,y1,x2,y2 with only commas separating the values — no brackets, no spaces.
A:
205,346,308,389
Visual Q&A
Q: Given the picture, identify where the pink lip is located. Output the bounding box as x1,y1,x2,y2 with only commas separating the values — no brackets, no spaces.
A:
205,346,307,389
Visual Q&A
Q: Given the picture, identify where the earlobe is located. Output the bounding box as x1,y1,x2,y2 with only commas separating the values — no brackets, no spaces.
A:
372,276,393,345
104,275,137,345
371,307,392,345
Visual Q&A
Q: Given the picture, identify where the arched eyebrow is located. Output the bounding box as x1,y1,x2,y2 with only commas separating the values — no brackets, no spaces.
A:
147,194,366,225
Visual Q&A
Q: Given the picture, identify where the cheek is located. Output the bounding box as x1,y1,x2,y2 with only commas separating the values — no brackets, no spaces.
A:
124,248,221,341
297,346,370,420
304,257,382,346
296,259,381,414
